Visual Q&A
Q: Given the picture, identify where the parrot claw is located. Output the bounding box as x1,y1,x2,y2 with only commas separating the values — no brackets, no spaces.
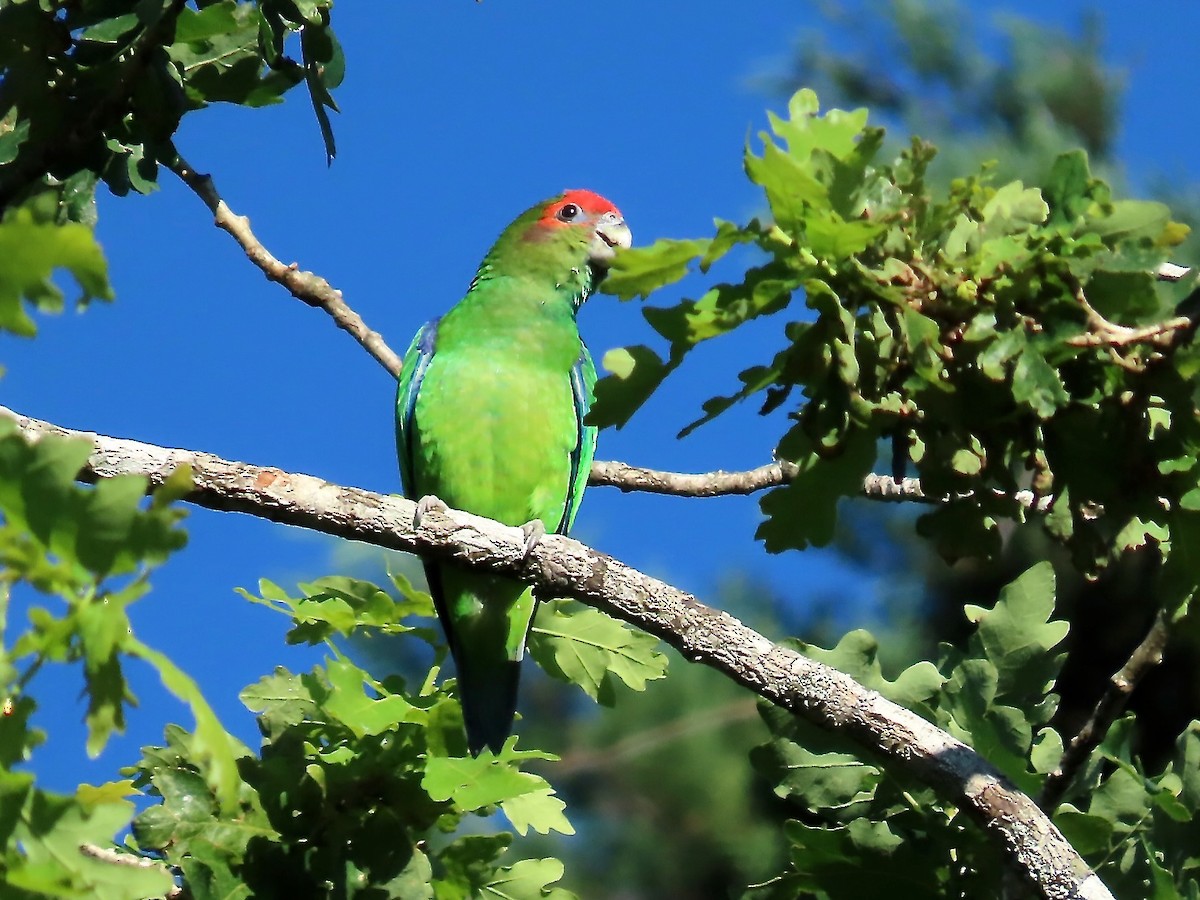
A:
414,495,448,529
520,520,546,560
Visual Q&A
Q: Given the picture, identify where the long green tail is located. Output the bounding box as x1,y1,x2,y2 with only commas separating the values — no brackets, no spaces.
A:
428,566,536,756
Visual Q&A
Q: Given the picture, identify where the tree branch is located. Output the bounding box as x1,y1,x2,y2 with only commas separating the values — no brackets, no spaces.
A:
0,404,1110,900
590,461,1056,512
162,157,1194,517
588,459,799,496
164,149,404,377
1069,272,1195,352
1039,611,1171,811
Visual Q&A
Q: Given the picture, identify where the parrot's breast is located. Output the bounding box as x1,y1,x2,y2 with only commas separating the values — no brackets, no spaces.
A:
412,337,580,530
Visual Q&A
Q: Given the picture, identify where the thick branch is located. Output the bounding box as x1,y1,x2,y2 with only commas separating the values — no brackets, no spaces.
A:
0,404,1109,900
165,150,403,377
1039,611,1171,811
589,459,799,496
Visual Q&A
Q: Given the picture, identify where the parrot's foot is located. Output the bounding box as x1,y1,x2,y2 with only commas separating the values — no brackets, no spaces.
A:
414,495,448,529
519,520,546,560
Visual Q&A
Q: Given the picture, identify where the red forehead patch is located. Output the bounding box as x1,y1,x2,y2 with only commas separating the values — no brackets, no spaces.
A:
538,189,622,225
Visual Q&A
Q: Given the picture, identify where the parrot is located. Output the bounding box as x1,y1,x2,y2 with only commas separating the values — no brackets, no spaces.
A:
395,190,631,756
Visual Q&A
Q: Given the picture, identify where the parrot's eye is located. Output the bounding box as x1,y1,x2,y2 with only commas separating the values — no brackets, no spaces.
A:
557,203,581,222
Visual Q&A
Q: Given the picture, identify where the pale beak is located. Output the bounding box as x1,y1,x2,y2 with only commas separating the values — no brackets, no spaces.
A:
588,211,632,267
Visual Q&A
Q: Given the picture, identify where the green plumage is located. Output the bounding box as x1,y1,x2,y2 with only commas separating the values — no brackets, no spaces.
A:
396,191,626,755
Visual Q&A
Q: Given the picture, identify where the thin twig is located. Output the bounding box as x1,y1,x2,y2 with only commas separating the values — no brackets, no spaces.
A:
78,844,180,897
554,699,760,776
1069,272,1194,352
0,403,1111,899
590,462,1056,511
79,842,165,870
1156,262,1192,282
1039,611,1171,811
165,149,404,377
1066,316,1192,349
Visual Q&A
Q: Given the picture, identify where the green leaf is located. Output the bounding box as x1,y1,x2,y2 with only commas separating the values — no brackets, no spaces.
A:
170,1,301,108
644,265,795,351
128,640,244,813
422,748,573,836
1012,346,1069,419
1092,199,1173,242
1084,269,1161,323
752,734,880,809
175,3,241,43
431,834,511,900
757,427,877,552
323,656,425,735
1053,807,1114,855
528,600,667,704
979,181,1049,233
807,631,944,708
78,14,140,44
300,21,339,164
1043,150,1095,227
0,113,30,166
238,666,320,739
240,574,433,646
600,238,709,301
484,858,576,900
588,345,677,430
963,561,1067,702
0,208,112,336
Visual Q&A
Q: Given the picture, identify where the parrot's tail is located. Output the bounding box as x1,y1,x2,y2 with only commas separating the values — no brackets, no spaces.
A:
458,657,521,757
429,566,535,757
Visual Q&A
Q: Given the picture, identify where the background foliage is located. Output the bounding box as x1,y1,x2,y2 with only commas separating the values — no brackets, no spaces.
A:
2,1,1200,898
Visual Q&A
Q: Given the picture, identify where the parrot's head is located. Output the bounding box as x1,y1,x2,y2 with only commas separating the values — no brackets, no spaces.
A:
526,189,632,273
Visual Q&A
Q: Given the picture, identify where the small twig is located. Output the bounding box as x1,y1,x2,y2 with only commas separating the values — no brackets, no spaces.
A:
591,462,1056,511
165,149,403,377
1156,262,1192,282
553,699,759,776
1069,272,1194,353
1038,611,1171,811
1066,316,1192,350
79,842,166,869
79,843,180,897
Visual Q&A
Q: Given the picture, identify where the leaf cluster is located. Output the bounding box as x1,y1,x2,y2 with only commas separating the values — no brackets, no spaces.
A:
110,572,665,898
0,0,343,217
0,420,212,897
596,90,1199,578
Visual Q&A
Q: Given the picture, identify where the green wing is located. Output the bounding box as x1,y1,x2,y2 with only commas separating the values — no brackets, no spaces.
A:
558,341,597,534
395,318,439,498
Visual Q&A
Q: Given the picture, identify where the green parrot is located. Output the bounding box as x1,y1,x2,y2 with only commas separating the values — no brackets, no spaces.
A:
396,190,631,756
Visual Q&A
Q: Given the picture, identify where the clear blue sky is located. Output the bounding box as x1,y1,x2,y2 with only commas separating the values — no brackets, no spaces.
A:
6,1,1198,793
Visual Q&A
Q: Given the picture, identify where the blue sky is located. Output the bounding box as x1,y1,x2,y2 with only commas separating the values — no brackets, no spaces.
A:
6,1,1200,793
